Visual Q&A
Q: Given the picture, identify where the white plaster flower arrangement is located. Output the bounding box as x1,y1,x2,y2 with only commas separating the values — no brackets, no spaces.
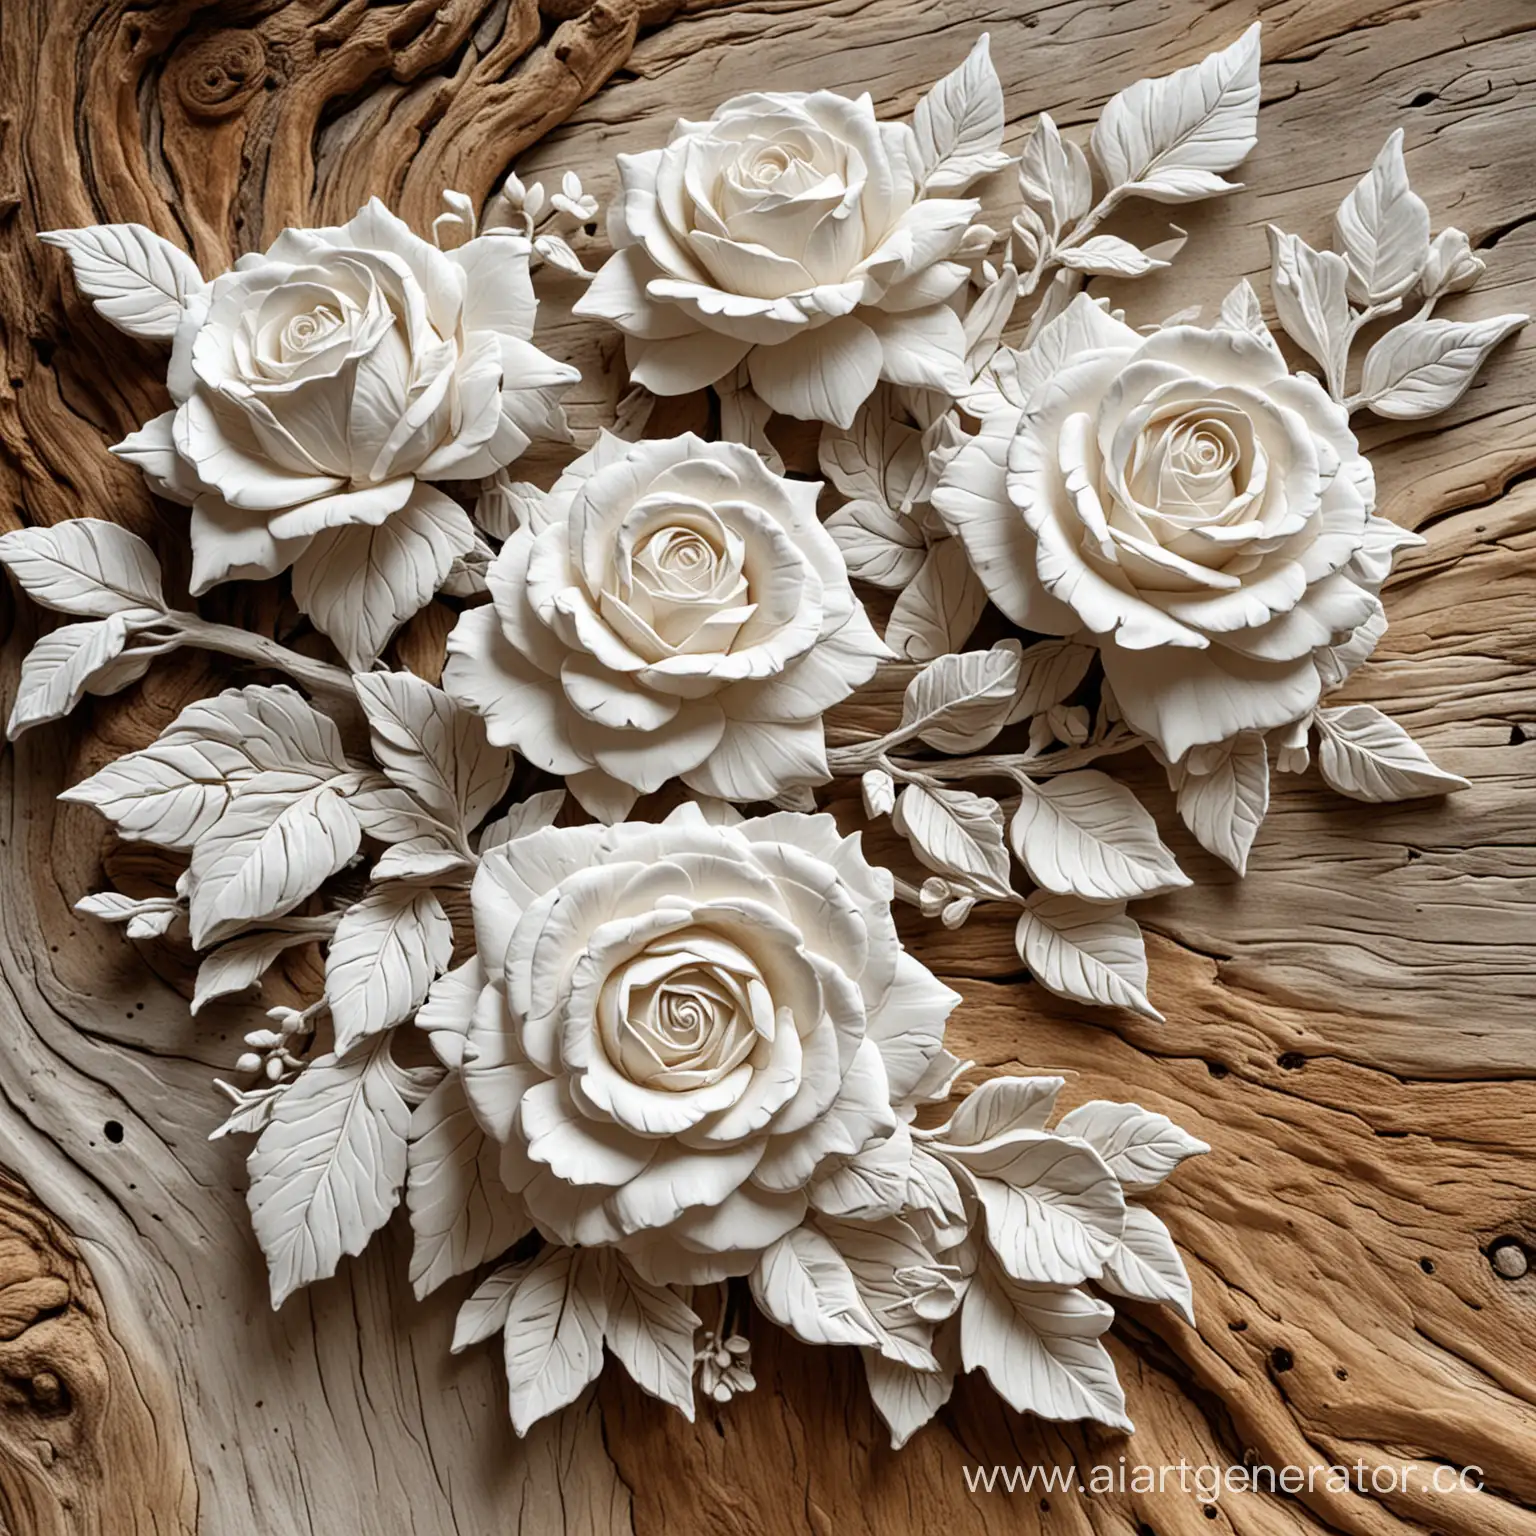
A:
4,25,1523,1449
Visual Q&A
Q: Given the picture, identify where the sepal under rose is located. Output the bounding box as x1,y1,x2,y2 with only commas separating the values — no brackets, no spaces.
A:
459,804,961,1285
443,432,890,817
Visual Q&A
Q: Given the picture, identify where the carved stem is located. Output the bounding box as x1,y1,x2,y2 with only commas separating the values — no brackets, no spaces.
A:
826,725,1141,781
166,612,357,700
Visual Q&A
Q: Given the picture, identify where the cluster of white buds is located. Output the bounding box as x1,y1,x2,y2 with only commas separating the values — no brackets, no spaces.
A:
235,1003,319,1082
480,170,601,279
694,1331,755,1404
916,875,974,929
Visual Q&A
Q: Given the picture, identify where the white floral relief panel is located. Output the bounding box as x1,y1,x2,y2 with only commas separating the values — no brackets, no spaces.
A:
2,24,1521,1451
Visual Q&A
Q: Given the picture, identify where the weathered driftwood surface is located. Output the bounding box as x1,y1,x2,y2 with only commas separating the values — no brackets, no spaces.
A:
1,1,1534,1532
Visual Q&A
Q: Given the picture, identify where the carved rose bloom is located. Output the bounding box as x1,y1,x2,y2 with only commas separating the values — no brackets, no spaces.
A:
573,91,981,427
443,433,889,818
462,805,960,1284
936,302,1411,761
114,199,579,601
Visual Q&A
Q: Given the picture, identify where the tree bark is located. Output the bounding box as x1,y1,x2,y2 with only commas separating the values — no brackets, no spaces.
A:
2,1,1535,1533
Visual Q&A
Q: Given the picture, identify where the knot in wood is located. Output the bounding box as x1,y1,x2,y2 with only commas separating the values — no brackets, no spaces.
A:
168,31,267,121
1490,1238,1529,1279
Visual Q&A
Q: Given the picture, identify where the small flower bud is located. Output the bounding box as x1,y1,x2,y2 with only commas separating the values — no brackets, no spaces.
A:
1422,227,1485,297
1047,703,1090,747
941,896,975,929
919,877,951,917
236,1052,262,1075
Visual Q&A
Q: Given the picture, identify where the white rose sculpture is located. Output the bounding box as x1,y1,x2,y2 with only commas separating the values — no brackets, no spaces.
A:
443,432,889,818
934,302,1410,762
103,198,579,666
572,42,1009,428
7,23,1522,1464
463,805,958,1285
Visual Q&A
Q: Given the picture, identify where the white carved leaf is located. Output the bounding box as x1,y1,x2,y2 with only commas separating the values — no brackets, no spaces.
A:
1054,1101,1209,1193
884,536,988,660
0,519,165,617
1011,770,1188,901
862,1348,956,1450
407,1075,531,1299
963,264,1020,374
8,611,151,739
900,642,1022,754
346,780,442,847
246,1038,412,1307
1014,893,1162,1021
817,386,927,508
1090,23,1261,203
821,1212,956,1370
326,886,454,1056
474,474,544,542
1018,113,1092,241
750,1226,880,1348
210,1082,286,1142
604,1261,701,1419
1056,235,1169,278
1216,277,1267,338
1006,639,1095,725
414,956,483,1072
861,768,896,819
892,783,1014,900
291,486,476,669
187,776,362,948
1214,278,1289,367
39,224,205,340
477,789,566,854
941,1076,1063,1146
906,1145,967,1233
987,295,1137,413
1097,1206,1196,1326
912,34,1011,193
1314,703,1470,801
1333,130,1430,305
1359,315,1527,420
191,928,322,1015
959,1263,1132,1431
61,683,351,849
1172,732,1270,874
372,840,473,884
451,1256,535,1354
943,1133,1125,1285
503,1244,609,1436
824,500,927,590
62,742,239,849
166,685,350,779
809,1123,913,1222
354,670,513,834
74,891,180,940
1267,227,1351,386
718,375,783,474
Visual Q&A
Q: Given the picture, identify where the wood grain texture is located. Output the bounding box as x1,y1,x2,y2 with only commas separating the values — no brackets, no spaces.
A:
1,1,1534,1533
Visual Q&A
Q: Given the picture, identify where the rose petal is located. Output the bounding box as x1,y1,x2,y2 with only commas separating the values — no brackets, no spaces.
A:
748,313,883,428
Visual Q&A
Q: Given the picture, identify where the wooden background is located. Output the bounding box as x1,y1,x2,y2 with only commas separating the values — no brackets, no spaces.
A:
1,1,1534,1532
